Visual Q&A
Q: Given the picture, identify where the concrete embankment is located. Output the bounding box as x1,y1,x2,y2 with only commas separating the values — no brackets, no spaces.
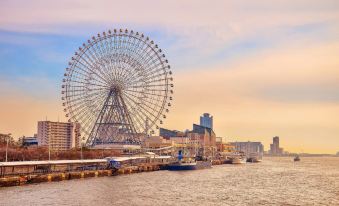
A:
0,158,227,187
0,164,163,187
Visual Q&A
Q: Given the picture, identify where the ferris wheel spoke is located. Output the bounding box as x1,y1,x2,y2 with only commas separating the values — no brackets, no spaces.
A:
123,90,164,115
69,94,106,125
122,96,146,131
86,42,112,83
122,91,162,122
122,95,152,133
79,49,110,82
68,66,108,86
124,52,157,82
95,36,116,83
65,89,107,105
74,61,107,84
67,78,107,87
129,83,170,89
66,77,107,90
124,58,164,85
124,89,167,99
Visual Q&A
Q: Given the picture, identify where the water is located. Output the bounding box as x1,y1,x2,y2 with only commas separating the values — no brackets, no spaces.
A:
1,157,338,206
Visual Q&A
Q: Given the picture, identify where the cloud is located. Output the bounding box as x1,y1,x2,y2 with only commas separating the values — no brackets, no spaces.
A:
164,40,339,153
0,0,339,153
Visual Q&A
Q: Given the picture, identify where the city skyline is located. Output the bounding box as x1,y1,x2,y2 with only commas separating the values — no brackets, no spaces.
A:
1,0,339,154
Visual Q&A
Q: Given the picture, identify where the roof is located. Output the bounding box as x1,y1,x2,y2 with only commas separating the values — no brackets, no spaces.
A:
0,156,173,167
192,124,215,136
0,159,107,167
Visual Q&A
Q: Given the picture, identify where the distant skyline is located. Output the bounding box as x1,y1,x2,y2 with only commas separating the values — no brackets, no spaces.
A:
0,0,339,153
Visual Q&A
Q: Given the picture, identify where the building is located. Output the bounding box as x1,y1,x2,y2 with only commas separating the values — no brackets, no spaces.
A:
142,136,173,148
159,123,217,157
37,121,81,151
159,128,185,139
269,136,284,155
200,113,213,129
192,124,216,147
230,141,264,158
18,136,38,147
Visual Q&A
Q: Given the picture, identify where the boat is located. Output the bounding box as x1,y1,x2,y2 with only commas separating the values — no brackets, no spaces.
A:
223,157,233,164
246,152,262,163
247,157,261,163
167,150,212,170
231,156,247,164
167,160,212,171
294,155,300,161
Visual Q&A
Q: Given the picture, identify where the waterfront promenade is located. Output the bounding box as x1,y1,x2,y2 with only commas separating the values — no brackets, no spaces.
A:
0,157,338,206
0,156,174,186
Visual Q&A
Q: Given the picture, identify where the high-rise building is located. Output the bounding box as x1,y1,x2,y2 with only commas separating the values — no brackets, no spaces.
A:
200,113,213,129
37,121,81,151
269,136,284,155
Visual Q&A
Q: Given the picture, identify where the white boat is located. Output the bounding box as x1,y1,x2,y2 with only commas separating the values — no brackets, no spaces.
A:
231,156,247,164
246,152,263,163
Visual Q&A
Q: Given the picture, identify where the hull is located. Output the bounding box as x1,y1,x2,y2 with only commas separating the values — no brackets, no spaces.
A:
167,161,212,171
247,157,262,163
223,159,233,164
231,157,247,164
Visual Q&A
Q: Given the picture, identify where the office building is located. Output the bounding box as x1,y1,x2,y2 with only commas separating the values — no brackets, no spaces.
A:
200,113,213,129
269,136,284,155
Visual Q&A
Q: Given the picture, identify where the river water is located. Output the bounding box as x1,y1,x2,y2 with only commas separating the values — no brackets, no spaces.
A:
1,157,338,206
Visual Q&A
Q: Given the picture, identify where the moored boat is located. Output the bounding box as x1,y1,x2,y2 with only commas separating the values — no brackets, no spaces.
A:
247,157,261,163
167,160,212,171
231,156,247,164
294,155,300,161
167,150,212,171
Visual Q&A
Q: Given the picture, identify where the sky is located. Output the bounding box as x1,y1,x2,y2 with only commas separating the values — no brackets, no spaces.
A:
0,0,338,154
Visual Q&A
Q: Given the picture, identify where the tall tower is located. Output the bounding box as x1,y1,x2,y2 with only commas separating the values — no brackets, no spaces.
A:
200,113,213,129
270,136,281,155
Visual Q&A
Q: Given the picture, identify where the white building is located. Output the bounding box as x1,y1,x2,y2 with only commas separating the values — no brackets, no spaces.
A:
37,121,81,151
230,141,264,158
200,113,213,129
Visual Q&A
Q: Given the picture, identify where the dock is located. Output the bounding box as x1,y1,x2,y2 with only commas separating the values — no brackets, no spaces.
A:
0,156,173,187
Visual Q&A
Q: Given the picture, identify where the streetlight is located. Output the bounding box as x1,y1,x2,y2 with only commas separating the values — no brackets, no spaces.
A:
80,136,84,160
5,133,11,162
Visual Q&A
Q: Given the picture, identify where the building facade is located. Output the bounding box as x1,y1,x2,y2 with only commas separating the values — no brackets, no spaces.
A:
230,141,264,158
199,113,213,129
159,128,185,139
37,121,81,151
142,136,173,148
269,136,284,155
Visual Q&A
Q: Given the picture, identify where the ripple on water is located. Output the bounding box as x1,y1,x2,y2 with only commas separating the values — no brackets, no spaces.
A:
0,157,338,206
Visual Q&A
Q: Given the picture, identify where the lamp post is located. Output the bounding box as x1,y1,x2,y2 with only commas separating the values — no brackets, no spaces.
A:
80,137,84,160
101,139,104,158
5,133,11,162
48,134,51,161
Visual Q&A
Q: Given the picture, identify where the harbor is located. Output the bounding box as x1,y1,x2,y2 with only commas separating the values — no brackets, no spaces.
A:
0,153,249,187
1,157,338,206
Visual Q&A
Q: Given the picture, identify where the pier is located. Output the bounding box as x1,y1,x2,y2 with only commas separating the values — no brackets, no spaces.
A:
0,156,173,187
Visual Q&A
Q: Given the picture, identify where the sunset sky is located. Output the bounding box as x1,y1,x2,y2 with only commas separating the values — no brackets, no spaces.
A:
0,0,338,153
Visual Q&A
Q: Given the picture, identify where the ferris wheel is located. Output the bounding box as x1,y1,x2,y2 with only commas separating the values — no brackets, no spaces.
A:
61,29,173,147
